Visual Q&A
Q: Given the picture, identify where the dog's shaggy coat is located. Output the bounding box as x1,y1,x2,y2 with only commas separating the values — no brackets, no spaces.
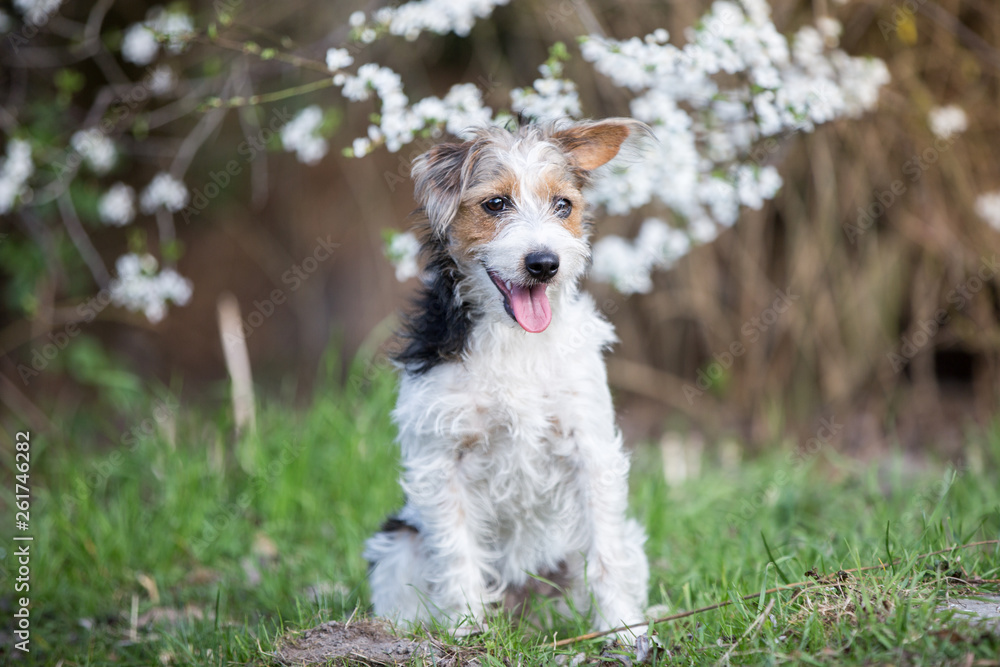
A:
365,119,650,635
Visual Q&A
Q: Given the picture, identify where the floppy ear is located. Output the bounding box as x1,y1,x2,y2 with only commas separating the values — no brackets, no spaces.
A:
553,118,651,171
411,141,473,236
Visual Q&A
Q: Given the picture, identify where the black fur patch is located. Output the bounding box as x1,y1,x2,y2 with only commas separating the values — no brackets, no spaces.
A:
379,515,419,534
393,227,474,374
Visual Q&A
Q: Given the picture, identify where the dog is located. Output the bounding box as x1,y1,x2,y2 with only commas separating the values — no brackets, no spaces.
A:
364,118,651,637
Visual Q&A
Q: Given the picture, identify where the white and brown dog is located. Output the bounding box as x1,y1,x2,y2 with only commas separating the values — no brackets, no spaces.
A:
365,118,650,637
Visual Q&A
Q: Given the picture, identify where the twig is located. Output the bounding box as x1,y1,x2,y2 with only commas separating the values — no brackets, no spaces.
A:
170,78,233,177
203,76,337,109
235,60,269,209
57,192,110,289
191,33,331,75
552,539,1000,647
919,1,1000,72
715,599,773,666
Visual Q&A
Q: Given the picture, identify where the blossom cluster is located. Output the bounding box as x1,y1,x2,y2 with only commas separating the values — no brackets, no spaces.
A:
359,0,511,41
70,128,117,175
927,105,968,140
976,192,1000,232
281,106,329,165
364,0,889,290
575,0,889,291
336,63,491,156
12,0,61,25
140,172,189,214
511,54,581,121
109,254,193,324
384,230,422,282
0,139,34,215
121,6,195,66
591,219,692,294
98,183,137,227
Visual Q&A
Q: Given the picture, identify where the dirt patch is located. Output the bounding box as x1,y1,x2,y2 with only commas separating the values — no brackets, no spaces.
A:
273,619,449,666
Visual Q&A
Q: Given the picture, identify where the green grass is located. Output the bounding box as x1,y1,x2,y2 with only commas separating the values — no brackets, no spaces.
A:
3,354,999,666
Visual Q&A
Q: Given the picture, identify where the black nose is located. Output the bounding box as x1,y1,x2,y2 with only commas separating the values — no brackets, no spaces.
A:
524,251,559,281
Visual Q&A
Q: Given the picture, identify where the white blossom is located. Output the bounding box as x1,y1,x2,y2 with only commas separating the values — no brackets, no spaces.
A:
109,253,193,324
385,231,421,282
140,172,188,214
0,139,34,215
13,0,61,25
576,0,888,292
121,6,193,65
511,62,581,121
329,0,889,294
374,0,510,40
592,235,654,294
326,47,353,72
147,65,176,96
281,106,328,165
152,7,194,53
352,137,372,158
122,23,159,65
339,65,491,152
928,105,967,140
70,128,116,175
592,219,694,294
975,192,1000,231
98,183,136,227
816,17,842,46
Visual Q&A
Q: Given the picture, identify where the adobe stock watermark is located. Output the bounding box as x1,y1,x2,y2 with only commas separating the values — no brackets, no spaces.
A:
189,439,302,557
729,415,843,526
178,107,295,223
683,287,799,404
16,282,122,386
843,132,960,244
877,0,928,41
63,396,180,511
222,235,339,343
5,3,60,56
886,255,998,372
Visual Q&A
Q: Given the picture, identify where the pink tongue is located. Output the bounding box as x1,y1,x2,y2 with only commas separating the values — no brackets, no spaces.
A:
509,284,552,333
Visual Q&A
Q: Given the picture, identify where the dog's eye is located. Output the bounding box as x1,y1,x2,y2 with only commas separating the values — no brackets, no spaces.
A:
482,197,507,214
554,198,572,218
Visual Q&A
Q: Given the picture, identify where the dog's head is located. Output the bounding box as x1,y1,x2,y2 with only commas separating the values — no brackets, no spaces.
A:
411,118,648,334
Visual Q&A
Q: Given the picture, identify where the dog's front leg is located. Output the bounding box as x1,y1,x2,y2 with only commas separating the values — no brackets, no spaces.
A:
578,435,649,637
402,450,495,627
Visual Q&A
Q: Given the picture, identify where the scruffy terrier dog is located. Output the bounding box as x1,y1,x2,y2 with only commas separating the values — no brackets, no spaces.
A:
365,118,650,637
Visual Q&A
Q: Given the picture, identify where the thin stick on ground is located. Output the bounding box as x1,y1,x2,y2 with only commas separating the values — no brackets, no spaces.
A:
553,539,1000,647
715,598,774,667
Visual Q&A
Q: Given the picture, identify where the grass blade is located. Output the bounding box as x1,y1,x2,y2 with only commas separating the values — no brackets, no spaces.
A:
761,532,791,585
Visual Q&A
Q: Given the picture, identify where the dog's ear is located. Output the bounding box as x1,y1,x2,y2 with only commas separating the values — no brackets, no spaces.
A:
553,119,651,171
412,141,473,236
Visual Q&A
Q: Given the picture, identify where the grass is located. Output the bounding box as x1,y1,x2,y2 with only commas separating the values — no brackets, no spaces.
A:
2,352,999,666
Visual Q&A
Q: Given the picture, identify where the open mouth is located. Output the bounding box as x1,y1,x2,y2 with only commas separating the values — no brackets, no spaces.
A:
487,270,552,333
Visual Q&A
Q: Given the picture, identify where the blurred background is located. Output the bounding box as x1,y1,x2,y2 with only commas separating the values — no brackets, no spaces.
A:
2,0,999,458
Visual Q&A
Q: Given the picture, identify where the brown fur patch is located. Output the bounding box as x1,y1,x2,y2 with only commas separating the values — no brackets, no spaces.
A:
449,203,504,259
554,121,632,171
449,174,519,258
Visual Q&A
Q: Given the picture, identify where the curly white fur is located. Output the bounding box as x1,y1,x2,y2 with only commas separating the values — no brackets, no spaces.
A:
365,119,650,636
